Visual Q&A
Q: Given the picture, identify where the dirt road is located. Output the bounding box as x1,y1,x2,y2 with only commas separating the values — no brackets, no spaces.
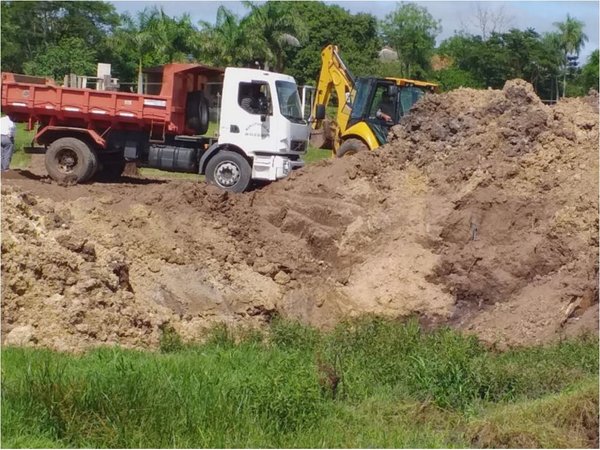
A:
2,80,597,351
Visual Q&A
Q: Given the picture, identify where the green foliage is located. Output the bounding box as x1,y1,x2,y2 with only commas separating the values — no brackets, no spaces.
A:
242,1,307,73
0,0,594,100
2,319,598,448
269,317,320,351
304,146,332,164
381,3,441,78
281,2,381,84
437,30,568,100
205,323,236,348
108,7,198,90
466,379,599,448
159,325,184,353
8,123,35,169
197,6,257,68
580,49,599,93
553,14,590,97
432,66,483,91
0,1,119,73
554,14,589,57
23,37,97,81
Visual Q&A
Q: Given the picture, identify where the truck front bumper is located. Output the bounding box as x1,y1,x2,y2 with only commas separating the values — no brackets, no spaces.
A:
252,155,304,181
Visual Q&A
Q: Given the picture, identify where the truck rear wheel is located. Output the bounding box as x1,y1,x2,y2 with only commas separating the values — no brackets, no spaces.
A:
186,91,210,135
336,138,368,158
45,137,98,183
205,150,251,193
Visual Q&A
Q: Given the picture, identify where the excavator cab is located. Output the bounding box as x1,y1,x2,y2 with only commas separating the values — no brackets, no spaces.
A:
347,77,434,147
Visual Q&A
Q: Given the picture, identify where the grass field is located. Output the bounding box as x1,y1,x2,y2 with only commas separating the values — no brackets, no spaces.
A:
9,123,35,169
2,317,597,448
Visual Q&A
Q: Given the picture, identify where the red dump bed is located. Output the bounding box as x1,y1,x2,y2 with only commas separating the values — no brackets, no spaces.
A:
1,64,223,144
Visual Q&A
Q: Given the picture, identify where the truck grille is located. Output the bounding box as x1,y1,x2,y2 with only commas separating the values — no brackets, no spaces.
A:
290,140,307,153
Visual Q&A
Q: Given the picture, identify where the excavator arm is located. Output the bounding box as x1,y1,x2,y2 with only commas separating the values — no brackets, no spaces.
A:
311,45,355,133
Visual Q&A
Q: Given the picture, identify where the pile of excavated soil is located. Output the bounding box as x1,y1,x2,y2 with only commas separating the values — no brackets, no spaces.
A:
1,80,597,351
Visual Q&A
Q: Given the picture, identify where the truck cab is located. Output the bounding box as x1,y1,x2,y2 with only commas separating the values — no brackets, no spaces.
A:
210,68,309,189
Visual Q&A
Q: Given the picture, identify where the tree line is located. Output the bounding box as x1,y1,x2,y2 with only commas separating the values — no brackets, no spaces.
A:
1,1,597,100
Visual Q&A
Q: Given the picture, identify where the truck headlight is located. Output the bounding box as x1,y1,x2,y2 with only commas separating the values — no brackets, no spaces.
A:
283,160,291,175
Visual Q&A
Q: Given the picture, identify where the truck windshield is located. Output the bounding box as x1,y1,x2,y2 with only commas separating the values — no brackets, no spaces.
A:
275,81,304,123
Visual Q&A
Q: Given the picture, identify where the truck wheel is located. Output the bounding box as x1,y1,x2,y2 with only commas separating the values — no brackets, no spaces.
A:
45,137,98,183
205,151,251,193
186,91,210,135
336,138,368,158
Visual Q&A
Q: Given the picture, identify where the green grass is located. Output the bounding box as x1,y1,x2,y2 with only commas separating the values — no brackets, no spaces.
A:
305,145,332,164
2,317,598,448
138,168,204,181
10,123,36,169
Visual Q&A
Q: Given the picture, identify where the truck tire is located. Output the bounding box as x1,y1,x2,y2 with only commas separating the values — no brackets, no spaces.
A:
336,138,368,158
205,150,252,193
186,91,210,135
45,137,98,183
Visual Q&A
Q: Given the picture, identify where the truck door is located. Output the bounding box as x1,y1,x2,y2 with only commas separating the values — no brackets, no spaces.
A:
224,80,276,153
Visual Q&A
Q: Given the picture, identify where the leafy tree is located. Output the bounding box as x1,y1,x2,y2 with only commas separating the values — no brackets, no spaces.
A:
437,30,565,100
380,3,441,78
281,2,381,84
580,49,599,93
437,33,508,88
22,37,97,81
538,32,564,101
553,14,589,97
432,66,483,91
0,1,119,73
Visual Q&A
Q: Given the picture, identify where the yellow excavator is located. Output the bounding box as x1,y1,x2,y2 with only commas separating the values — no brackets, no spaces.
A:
311,44,438,157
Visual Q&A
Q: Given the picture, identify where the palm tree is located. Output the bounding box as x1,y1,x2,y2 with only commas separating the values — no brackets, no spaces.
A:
242,1,306,72
553,14,588,97
153,9,198,64
110,7,198,94
197,6,256,67
110,9,160,93
541,32,564,102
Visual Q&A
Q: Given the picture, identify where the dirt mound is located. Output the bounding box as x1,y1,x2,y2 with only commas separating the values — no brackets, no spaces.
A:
386,79,599,344
2,79,597,351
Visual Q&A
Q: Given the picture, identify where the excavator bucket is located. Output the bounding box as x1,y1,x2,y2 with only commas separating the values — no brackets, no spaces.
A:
310,118,335,149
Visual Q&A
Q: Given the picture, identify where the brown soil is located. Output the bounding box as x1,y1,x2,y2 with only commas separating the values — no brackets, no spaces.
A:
2,80,598,352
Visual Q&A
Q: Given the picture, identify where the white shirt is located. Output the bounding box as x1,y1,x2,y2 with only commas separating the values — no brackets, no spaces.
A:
0,116,16,138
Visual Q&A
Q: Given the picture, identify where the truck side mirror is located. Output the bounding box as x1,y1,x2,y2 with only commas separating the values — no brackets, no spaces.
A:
315,104,326,120
387,85,398,97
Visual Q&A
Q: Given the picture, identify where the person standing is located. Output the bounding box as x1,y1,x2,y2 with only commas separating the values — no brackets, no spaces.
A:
1,115,16,171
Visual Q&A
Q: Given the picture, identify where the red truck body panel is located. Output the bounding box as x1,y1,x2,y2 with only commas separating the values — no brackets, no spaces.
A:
1,63,223,147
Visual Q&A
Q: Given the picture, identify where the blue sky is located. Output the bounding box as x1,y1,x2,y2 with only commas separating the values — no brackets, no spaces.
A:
111,1,599,62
